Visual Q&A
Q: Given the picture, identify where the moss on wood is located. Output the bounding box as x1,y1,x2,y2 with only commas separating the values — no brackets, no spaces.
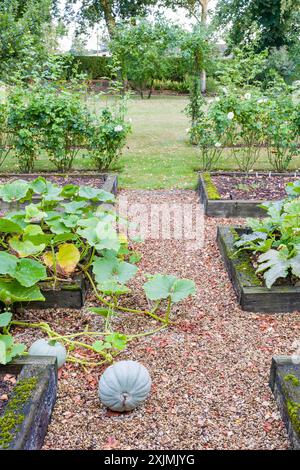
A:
203,173,221,200
0,376,37,449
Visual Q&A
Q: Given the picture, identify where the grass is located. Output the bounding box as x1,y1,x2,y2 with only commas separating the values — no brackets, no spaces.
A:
2,94,300,190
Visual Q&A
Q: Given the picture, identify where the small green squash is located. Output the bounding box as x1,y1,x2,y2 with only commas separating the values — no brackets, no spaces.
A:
99,360,151,412
29,338,67,368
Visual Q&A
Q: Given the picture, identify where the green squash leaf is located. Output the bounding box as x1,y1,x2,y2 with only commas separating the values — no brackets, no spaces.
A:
92,256,137,285
0,218,23,234
0,279,45,305
14,259,47,287
0,252,18,276
0,311,12,327
9,236,45,257
0,180,30,202
25,204,46,223
143,274,196,303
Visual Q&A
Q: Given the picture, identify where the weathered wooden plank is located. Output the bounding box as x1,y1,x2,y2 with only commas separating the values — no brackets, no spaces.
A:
269,356,300,450
0,356,57,450
199,172,289,218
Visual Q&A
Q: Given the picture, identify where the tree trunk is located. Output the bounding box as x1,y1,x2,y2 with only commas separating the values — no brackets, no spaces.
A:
199,0,209,94
101,0,116,37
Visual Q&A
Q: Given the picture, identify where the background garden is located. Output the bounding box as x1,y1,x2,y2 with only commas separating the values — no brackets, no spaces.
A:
0,0,300,452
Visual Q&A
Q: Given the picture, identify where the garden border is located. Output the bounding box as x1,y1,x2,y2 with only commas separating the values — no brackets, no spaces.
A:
0,356,57,450
269,356,300,450
199,171,300,218
217,226,300,313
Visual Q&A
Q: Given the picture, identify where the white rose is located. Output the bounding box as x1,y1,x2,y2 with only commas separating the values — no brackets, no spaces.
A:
215,142,222,148
227,112,234,120
114,125,123,132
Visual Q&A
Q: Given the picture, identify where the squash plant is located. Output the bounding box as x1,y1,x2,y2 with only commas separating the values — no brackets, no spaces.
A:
0,177,196,366
235,180,300,288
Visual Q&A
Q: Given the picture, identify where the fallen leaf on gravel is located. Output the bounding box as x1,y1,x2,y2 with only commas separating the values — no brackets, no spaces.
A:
102,436,119,450
263,422,273,432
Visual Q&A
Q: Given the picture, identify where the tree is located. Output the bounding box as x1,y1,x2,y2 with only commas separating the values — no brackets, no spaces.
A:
0,0,63,81
213,0,300,52
63,0,158,37
162,1,211,91
109,17,180,98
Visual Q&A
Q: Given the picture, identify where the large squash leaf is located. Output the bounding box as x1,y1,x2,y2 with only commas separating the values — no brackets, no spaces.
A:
0,279,45,305
0,252,18,276
25,204,46,223
14,259,47,287
0,180,30,202
0,218,23,233
43,243,80,276
0,311,12,327
9,236,45,257
143,274,196,303
92,256,137,285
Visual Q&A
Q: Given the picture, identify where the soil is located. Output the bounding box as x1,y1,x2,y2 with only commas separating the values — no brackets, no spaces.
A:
0,173,106,189
0,374,17,416
212,174,299,201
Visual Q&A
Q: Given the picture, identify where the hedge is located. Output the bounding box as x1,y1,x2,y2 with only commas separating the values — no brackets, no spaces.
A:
72,56,112,79
70,55,191,81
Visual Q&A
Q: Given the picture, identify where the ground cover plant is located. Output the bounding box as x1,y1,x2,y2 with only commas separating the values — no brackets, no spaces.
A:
234,180,300,288
0,177,196,367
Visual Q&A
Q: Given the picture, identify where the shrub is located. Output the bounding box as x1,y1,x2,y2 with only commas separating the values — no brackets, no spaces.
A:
191,116,223,171
90,108,131,170
260,94,299,172
4,83,130,173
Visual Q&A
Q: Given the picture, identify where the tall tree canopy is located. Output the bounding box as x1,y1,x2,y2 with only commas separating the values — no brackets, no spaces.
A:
214,0,300,51
63,0,158,37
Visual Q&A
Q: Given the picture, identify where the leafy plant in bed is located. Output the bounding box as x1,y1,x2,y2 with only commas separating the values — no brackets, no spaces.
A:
235,180,300,289
0,177,196,368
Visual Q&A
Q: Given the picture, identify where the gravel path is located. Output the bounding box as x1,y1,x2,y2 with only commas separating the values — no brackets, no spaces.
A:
13,189,300,450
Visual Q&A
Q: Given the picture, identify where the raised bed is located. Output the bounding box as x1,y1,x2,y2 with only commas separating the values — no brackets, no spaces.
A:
0,356,57,450
270,356,300,450
14,274,88,312
199,172,299,218
217,226,300,313
0,172,118,212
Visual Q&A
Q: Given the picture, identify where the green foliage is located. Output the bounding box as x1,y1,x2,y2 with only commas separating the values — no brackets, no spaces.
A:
216,44,268,89
72,56,112,79
0,176,195,366
213,0,300,52
89,108,131,170
143,274,196,303
0,0,61,82
2,82,130,172
109,17,181,98
192,86,299,172
235,188,300,288
0,334,26,365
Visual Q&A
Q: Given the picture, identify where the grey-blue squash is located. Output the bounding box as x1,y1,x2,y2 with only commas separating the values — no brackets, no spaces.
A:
29,338,67,368
99,360,151,412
